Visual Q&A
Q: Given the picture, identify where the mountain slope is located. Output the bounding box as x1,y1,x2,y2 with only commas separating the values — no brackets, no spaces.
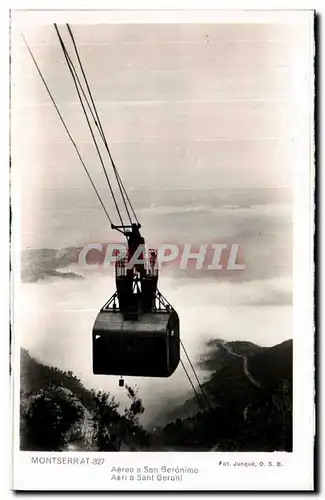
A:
20,349,148,452
150,339,293,451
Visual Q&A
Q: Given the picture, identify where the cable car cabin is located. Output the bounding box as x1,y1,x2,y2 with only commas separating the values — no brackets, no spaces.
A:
93,308,180,377
92,249,180,378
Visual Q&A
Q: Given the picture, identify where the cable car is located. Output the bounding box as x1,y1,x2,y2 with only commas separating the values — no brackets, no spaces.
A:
92,224,180,378
25,24,181,382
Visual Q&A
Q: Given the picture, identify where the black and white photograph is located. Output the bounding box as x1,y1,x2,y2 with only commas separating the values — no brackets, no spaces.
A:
10,8,314,491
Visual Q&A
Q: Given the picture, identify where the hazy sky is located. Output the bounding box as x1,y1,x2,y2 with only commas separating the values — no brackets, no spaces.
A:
12,20,310,245
12,16,313,418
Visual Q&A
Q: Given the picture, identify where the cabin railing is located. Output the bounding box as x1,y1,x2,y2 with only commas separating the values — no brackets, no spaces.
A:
115,248,158,278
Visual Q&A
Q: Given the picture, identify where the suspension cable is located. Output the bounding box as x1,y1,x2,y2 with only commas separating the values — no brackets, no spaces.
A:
22,35,113,225
66,23,137,226
66,23,138,225
114,170,140,225
64,24,134,226
180,340,212,410
54,24,125,228
158,289,212,410
180,359,204,410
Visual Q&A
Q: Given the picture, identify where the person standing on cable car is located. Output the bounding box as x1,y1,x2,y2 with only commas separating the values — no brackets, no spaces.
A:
126,223,145,276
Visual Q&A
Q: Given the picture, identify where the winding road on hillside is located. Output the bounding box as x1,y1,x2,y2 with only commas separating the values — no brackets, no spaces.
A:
220,341,262,389
209,341,262,451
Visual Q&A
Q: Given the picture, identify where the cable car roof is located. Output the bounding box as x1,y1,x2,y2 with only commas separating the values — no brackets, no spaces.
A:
94,311,170,334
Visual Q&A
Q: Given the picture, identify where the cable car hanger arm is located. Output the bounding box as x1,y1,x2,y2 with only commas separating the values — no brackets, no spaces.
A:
111,223,141,234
